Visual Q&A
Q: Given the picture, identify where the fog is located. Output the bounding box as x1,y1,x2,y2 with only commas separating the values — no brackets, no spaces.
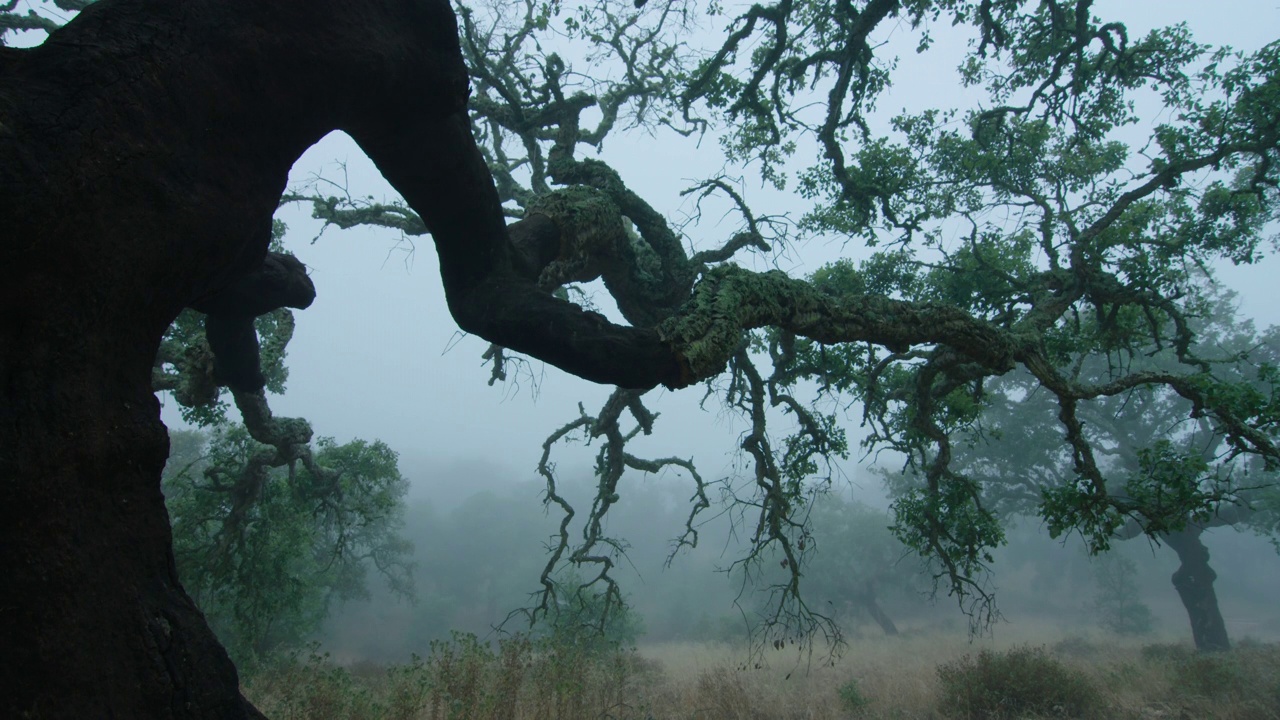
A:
143,0,1280,665
309,455,1280,664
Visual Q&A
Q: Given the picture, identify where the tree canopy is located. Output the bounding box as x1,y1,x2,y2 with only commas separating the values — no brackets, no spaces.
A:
119,0,1280,644
272,0,1280,648
923,282,1280,649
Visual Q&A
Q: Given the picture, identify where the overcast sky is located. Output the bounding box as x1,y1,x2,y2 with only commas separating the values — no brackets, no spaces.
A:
149,1,1280,500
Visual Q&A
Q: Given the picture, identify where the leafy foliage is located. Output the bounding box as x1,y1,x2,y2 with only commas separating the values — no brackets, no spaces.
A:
936,646,1105,720
280,0,1279,651
163,428,413,667
836,678,870,714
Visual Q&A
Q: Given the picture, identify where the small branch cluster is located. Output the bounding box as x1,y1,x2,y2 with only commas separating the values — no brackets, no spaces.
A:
524,389,703,634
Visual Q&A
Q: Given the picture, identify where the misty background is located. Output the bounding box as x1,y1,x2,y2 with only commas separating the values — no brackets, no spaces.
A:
313,469,1280,664
139,0,1280,662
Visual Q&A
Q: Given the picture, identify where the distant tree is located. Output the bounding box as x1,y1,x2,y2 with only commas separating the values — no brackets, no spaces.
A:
411,490,553,638
163,428,412,668
804,496,928,636
915,286,1280,650
4,0,1279,715
1091,551,1154,636
149,219,415,667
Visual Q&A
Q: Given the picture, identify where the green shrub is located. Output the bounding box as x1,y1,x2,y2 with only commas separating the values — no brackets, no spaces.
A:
1138,642,1193,665
425,631,495,720
383,654,432,720
837,678,870,714
1051,635,1099,659
936,645,1104,719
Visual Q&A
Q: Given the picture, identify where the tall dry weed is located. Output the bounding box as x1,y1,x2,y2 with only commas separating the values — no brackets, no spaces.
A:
243,630,1280,720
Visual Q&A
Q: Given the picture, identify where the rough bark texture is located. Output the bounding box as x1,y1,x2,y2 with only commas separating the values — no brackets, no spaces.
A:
0,0,680,716
1164,528,1231,652
196,252,317,392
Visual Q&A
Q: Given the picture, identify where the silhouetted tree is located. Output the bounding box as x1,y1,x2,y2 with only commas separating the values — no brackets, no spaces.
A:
3,0,1278,715
805,497,928,636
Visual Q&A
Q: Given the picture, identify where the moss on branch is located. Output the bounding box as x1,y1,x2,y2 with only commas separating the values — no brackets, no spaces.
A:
658,265,1019,385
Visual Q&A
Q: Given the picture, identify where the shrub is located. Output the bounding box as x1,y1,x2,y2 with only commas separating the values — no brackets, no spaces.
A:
936,645,1104,719
1051,635,1099,660
425,631,495,720
1138,642,1193,665
246,645,381,720
1139,640,1259,700
383,654,432,720
837,678,870,714
1142,642,1280,716
1172,652,1247,700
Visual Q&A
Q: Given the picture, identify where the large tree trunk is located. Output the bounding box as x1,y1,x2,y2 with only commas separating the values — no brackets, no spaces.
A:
0,0,685,713
0,0,500,715
0,328,263,717
1163,527,1231,653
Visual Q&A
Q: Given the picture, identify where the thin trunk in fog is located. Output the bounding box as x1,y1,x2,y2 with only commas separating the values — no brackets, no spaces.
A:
852,581,899,636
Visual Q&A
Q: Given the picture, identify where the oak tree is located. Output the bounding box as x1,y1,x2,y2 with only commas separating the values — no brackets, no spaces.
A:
3,0,1277,717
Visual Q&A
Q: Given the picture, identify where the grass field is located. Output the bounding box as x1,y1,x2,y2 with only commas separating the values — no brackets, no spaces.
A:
245,628,1280,719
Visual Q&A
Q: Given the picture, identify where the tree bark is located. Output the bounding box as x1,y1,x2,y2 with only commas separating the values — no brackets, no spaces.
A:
0,0,542,715
1164,527,1231,653
0,331,264,718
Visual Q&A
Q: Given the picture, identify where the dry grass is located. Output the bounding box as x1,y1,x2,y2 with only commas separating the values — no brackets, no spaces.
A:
243,629,1280,719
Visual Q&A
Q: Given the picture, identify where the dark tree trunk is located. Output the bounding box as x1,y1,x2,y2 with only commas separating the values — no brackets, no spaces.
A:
1164,527,1231,653
860,598,900,637
0,0,617,715
852,581,899,636
0,337,263,718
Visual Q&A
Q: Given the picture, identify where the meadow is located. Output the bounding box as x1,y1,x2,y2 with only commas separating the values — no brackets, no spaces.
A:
245,628,1280,719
